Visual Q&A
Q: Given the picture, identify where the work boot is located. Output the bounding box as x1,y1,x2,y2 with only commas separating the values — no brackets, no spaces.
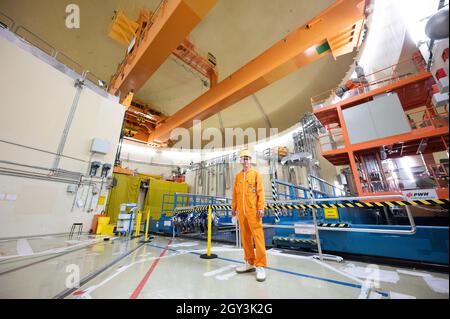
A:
235,261,256,273
256,267,266,282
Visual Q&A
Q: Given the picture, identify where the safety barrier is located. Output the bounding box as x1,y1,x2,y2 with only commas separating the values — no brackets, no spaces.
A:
173,198,448,213
318,223,349,228
272,237,317,244
173,195,448,263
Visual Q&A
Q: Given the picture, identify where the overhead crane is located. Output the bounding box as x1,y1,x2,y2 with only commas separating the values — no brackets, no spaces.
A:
148,0,368,143
108,0,219,96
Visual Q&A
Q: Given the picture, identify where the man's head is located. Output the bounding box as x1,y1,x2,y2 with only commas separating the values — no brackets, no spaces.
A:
239,149,252,171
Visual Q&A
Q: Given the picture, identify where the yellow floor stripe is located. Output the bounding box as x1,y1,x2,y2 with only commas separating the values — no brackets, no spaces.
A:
396,201,406,206
419,200,431,205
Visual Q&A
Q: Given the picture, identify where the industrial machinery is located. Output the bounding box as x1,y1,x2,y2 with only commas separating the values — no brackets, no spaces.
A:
116,203,137,236
172,209,219,234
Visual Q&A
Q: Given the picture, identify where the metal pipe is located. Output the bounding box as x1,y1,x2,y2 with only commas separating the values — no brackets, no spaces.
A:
311,207,323,261
52,79,84,171
262,223,416,235
266,194,404,204
0,139,88,163
0,168,94,185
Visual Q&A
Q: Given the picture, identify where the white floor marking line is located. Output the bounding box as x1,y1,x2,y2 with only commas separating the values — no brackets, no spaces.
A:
312,259,364,285
423,276,449,294
396,269,432,278
16,239,33,256
343,265,400,283
203,265,236,277
0,237,106,261
32,236,56,240
65,240,81,244
74,250,193,297
216,271,238,281
75,246,240,297
75,263,133,298
389,291,416,299
169,242,199,247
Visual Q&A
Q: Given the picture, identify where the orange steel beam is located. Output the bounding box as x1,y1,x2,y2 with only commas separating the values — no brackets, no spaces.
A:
173,39,218,88
108,0,218,96
149,0,367,142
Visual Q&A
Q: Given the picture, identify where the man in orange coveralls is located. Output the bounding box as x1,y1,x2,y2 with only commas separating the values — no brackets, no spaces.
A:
232,149,267,282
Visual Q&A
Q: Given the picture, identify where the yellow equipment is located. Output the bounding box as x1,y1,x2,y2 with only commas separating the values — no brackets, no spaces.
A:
107,9,139,47
96,216,116,235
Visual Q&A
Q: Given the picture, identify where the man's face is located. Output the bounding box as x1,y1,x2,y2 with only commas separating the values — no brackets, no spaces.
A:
240,156,251,170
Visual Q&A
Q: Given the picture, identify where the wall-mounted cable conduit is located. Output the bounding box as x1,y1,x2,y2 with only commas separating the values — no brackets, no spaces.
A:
51,78,85,172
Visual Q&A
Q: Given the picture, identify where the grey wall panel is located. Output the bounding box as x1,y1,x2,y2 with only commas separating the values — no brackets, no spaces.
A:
370,93,411,139
342,103,378,144
342,93,411,145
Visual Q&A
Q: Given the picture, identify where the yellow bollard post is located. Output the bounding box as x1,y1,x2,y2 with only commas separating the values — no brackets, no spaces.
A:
134,211,142,237
200,205,218,259
140,209,152,243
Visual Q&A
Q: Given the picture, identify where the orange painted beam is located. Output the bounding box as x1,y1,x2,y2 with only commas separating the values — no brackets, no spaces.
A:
149,0,367,142
108,0,218,96
350,126,449,152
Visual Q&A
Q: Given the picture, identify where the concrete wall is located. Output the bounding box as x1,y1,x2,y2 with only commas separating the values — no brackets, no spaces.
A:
0,30,125,238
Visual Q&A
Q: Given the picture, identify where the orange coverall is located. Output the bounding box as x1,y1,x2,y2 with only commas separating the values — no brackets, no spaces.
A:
232,168,266,267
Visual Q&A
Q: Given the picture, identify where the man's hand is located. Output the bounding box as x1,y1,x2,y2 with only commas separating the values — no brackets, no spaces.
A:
232,210,236,217
257,209,264,218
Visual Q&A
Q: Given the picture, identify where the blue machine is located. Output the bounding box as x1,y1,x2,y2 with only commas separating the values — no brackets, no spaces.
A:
270,179,449,265
153,181,449,265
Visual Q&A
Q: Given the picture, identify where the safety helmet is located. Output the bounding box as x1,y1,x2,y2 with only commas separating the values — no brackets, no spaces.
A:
239,149,252,158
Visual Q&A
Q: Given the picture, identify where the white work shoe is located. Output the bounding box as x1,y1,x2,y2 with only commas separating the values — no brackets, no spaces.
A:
256,267,266,282
235,262,256,273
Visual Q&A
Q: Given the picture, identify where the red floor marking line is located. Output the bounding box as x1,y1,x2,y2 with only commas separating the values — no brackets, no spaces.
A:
129,239,173,299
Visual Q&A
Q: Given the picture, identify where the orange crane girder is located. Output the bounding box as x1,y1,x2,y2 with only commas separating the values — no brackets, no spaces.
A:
108,0,218,96
149,0,367,143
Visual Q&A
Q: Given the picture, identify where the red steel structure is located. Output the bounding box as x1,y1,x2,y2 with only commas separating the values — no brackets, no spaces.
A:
313,57,449,199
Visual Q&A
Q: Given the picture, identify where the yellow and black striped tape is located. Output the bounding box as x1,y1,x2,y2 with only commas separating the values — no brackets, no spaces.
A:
174,198,449,213
318,223,349,228
273,236,317,244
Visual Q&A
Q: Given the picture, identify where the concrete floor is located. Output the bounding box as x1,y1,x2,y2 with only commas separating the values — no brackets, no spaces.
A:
0,234,448,299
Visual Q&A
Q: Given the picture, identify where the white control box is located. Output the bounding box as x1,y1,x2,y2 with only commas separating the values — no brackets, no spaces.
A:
90,138,110,154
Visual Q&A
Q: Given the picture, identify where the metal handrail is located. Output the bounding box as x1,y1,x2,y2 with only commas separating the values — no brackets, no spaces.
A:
1,20,109,92
174,194,418,235
54,51,85,75
0,10,14,29
310,58,422,109
15,25,56,57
